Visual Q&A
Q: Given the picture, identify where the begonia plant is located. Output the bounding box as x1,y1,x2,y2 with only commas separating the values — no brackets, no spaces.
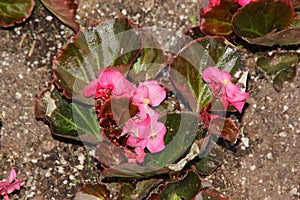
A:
34,17,249,199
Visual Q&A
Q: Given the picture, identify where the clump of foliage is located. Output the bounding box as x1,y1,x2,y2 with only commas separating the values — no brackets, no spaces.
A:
0,0,78,31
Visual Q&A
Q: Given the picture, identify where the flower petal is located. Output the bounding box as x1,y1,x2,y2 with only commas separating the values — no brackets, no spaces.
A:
7,169,16,184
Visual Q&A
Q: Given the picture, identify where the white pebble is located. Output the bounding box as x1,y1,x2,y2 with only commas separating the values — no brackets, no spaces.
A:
15,92,22,99
46,16,53,21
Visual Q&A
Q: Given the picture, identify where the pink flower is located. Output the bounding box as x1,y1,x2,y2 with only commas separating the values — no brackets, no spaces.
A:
0,169,24,200
202,67,249,113
132,80,166,107
122,111,166,153
237,0,256,6
84,70,134,99
203,0,220,14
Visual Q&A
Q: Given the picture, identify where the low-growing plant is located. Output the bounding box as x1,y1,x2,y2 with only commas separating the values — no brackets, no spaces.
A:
34,18,249,199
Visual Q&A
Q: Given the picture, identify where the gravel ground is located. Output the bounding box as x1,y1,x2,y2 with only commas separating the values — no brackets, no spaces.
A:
0,0,299,199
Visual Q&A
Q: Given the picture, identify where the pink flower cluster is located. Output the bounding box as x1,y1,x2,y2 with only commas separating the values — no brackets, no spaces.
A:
84,70,167,163
202,67,249,113
0,169,23,200
204,0,256,13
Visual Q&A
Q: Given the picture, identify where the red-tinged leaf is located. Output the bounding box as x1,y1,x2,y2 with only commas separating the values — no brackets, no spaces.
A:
194,188,231,200
240,28,300,46
232,0,294,39
52,18,141,99
128,28,168,82
169,37,247,112
101,163,169,178
201,109,240,143
200,0,238,36
0,0,35,27
184,26,206,40
74,183,110,200
34,83,101,143
40,0,79,32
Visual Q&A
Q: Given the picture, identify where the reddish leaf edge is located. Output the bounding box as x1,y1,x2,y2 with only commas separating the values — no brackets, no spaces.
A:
0,0,35,28
52,18,142,99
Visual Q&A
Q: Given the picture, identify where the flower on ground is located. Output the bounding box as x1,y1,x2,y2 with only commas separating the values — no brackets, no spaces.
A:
84,69,135,99
202,67,249,113
122,111,166,154
0,169,23,200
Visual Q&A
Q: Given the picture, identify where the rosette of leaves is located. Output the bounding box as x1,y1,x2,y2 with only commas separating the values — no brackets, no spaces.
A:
35,18,247,199
199,0,300,46
232,0,300,46
0,0,78,31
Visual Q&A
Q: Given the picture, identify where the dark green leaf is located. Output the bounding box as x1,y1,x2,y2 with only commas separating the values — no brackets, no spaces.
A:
272,66,297,92
144,112,199,167
169,37,246,112
158,171,202,200
232,0,294,38
0,0,34,27
118,179,163,200
101,163,169,178
40,0,79,32
53,19,141,99
184,26,206,40
200,0,238,36
194,147,224,175
195,188,231,200
34,84,101,143
74,183,110,200
257,52,300,74
129,29,168,82
240,27,300,46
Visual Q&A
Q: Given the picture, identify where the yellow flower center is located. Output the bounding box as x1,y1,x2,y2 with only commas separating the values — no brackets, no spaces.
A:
150,131,157,138
222,79,229,86
143,98,151,105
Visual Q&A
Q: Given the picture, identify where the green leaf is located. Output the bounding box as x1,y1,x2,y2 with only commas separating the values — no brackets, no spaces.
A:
194,147,224,175
129,29,168,82
53,18,141,99
144,112,199,167
232,0,294,38
34,84,101,143
195,188,231,200
74,183,110,200
185,26,205,40
257,52,300,74
169,37,246,112
240,28,300,46
272,66,297,92
101,163,169,178
0,0,35,27
40,0,79,32
200,0,238,36
158,171,202,200
118,179,163,199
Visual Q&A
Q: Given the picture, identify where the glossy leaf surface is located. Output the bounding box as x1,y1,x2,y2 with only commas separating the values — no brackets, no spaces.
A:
169,37,246,112
232,0,294,38
40,0,79,32
0,0,34,27
53,19,141,99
